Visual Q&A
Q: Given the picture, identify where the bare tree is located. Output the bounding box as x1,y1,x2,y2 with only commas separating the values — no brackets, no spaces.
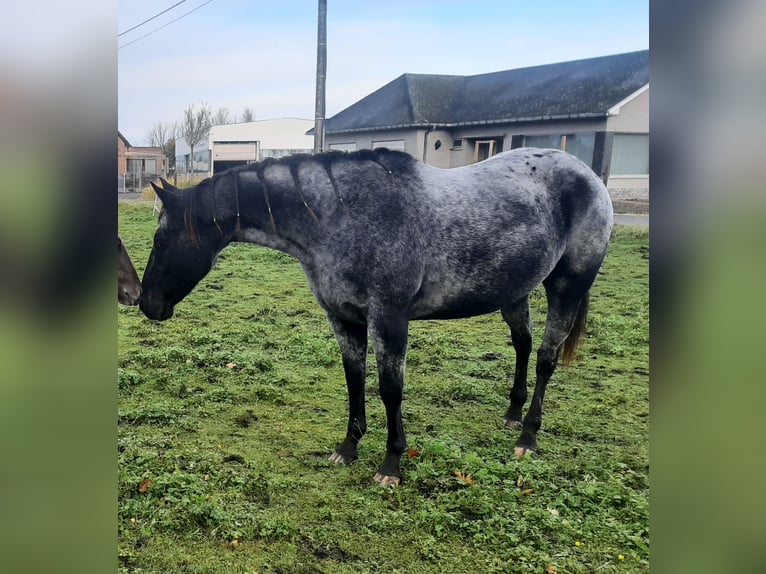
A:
146,121,177,173
179,102,212,174
240,106,255,123
212,106,233,126
165,137,176,172
146,121,169,148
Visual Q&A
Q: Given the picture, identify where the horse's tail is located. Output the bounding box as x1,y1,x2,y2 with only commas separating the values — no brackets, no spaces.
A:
561,290,590,366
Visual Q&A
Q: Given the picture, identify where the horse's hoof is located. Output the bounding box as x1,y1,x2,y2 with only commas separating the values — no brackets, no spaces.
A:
514,446,535,457
504,418,522,430
329,452,356,464
373,473,401,487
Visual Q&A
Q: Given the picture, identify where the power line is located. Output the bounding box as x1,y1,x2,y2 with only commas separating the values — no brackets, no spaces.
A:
119,0,214,50
119,1,187,37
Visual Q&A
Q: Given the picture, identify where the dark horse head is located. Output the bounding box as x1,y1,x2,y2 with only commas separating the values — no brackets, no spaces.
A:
118,237,142,305
139,179,226,321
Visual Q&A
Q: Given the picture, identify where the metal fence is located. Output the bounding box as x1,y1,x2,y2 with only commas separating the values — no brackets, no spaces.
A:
118,171,213,195
118,172,163,193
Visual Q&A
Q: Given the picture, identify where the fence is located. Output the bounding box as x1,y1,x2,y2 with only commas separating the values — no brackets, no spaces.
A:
118,172,162,193
118,171,211,194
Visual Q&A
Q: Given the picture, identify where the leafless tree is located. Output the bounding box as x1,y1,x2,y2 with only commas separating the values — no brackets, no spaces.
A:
146,121,169,148
179,102,212,174
146,121,178,173
164,137,176,172
240,106,255,123
213,106,234,126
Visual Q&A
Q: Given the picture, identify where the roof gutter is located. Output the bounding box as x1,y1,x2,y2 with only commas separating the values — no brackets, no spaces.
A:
422,124,437,163
325,112,609,135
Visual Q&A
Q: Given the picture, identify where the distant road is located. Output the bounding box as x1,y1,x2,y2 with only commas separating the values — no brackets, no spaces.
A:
614,214,648,227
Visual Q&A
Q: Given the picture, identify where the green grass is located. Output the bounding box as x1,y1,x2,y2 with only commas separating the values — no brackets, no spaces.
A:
118,203,648,573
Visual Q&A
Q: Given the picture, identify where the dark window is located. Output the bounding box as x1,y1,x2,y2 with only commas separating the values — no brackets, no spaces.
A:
563,133,595,167
611,134,649,175
523,133,596,168
524,134,562,150
473,138,504,162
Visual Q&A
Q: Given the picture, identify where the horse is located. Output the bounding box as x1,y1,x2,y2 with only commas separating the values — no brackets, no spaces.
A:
139,147,613,486
118,237,142,305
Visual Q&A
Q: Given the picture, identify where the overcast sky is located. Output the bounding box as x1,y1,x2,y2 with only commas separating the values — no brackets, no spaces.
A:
118,0,648,145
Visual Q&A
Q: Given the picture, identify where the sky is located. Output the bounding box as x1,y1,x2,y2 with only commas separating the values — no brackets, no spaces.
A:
118,0,648,145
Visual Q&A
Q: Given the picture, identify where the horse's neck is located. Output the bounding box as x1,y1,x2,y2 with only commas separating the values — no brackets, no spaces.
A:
232,165,320,262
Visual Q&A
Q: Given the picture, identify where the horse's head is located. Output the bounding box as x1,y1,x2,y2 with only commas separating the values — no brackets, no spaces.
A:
118,237,141,305
139,179,222,321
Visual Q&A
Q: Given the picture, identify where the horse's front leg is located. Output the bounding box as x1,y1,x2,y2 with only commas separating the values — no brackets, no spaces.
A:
327,314,369,464
501,297,533,429
369,311,409,486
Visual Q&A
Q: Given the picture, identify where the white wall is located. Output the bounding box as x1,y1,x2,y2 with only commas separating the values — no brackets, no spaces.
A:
325,129,420,157
209,118,314,151
606,86,649,133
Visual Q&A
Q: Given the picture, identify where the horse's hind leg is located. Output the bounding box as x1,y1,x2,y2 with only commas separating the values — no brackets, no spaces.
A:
501,297,533,429
514,276,591,456
327,314,369,465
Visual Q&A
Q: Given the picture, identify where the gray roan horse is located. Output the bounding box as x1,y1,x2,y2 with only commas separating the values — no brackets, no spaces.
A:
118,237,142,305
140,148,613,486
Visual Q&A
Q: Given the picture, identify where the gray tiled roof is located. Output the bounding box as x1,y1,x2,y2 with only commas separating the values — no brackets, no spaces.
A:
324,50,648,134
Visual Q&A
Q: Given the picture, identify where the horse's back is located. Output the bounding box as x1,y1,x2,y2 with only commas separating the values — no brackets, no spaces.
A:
487,148,612,270
416,148,609,240
402,149,612,318
305,148,612,321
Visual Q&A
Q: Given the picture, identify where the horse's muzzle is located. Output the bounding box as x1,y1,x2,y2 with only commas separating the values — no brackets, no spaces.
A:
139,298,174,321
118,288,141,306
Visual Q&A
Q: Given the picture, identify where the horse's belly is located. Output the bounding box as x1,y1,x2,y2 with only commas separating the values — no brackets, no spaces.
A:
410,298,504,320
408,277,539,321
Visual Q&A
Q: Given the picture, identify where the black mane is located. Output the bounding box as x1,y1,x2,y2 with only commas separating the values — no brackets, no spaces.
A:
195,147,416,187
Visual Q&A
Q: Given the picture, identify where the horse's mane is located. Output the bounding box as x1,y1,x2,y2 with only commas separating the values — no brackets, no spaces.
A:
163,148,416,243
158,184,201,246
202,147,414,183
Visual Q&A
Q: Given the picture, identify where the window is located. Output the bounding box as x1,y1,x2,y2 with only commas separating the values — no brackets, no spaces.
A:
611,134,649,175
523,133,595,167
563,133,595,167
524,134,562,150
329,142,356,151
473,138,504,162
372,139,405,151
452,139,463,150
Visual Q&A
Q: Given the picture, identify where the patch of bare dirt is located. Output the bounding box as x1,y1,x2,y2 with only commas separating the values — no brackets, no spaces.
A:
612,199,649,214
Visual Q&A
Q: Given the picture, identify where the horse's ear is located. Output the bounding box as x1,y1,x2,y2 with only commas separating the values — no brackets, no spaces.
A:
159,177,178,191
151,180,183,212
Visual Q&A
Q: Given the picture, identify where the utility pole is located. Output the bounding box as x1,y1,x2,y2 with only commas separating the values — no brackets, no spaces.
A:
314,0,327,153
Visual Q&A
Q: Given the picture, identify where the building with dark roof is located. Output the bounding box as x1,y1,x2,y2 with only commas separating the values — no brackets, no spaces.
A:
320,50,649,197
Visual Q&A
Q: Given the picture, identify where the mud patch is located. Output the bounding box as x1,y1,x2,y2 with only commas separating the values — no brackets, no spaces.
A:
611,198,648,214
234,409,259,427
222,453,245,464
306,542,360,562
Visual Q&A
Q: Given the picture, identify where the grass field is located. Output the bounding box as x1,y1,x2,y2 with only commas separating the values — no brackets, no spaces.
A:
118,202,648,573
